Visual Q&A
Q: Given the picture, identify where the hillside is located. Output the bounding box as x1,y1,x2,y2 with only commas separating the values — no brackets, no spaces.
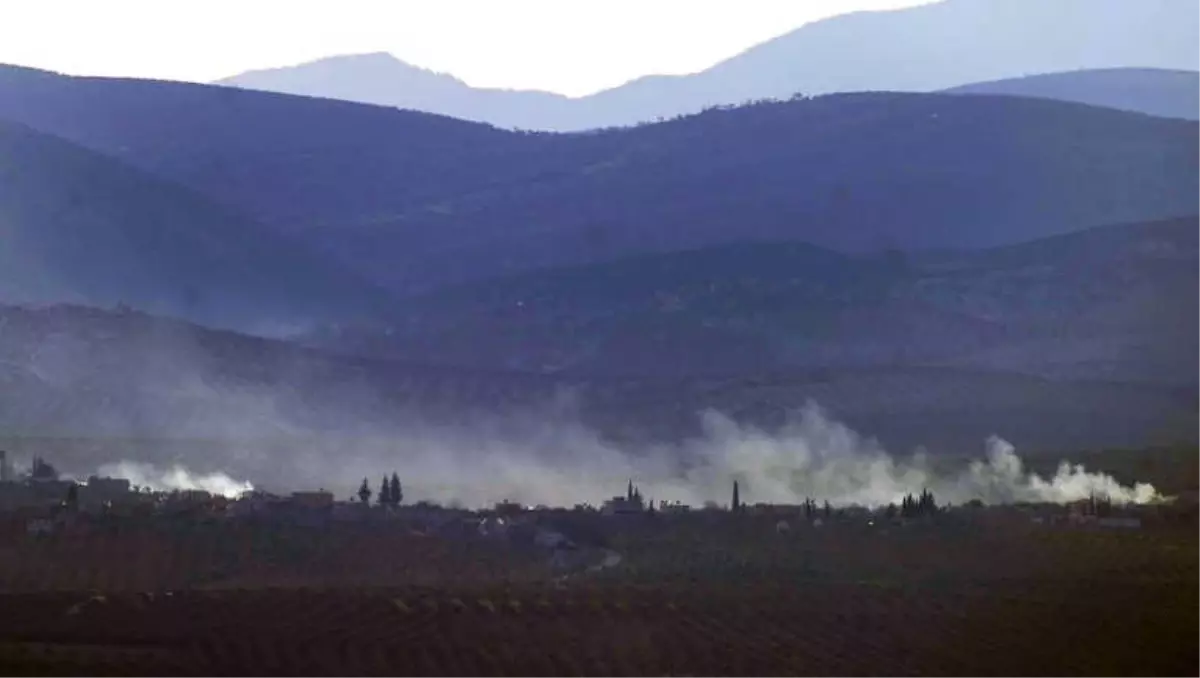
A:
0,64,532,231
314,217,1198,388
0,119,397,334
0,67,1193,292
944,68,1199,120
0,305,1194,481
214,0,1200,130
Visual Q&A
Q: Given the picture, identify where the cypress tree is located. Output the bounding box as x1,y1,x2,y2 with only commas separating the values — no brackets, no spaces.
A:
378,475,391,506
390,473,403,506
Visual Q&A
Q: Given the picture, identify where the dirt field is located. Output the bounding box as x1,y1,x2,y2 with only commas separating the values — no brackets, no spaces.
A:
0,577,1193,676
0,518,1195,676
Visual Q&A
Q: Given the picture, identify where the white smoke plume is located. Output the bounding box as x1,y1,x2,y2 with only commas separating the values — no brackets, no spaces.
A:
94,461,253,498
624,403,1159,508
81,399,1154,509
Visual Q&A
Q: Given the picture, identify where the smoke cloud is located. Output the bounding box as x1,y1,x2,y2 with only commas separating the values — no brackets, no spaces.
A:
83,399,1157,509
94,461,254,498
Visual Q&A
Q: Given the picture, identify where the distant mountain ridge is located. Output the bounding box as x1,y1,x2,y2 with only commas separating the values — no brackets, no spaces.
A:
944,68,1199,120
218,52,579,130
0,66,1194,295
215,0,1200,130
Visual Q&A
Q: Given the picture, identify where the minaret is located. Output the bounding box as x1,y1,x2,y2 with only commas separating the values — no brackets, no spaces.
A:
732,480,740,512
627,479,634,501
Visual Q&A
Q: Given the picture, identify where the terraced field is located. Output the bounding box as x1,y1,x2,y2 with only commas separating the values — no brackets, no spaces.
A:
0,520,1194,675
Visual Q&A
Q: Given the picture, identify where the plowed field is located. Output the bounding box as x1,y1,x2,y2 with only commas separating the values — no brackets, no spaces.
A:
0,520,1194,676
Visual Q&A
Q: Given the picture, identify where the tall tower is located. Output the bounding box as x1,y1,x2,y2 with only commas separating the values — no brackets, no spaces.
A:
732,480,740,512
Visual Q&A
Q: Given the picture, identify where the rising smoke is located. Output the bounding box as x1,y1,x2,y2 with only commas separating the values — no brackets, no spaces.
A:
85,399,1157,508
94,461,254,498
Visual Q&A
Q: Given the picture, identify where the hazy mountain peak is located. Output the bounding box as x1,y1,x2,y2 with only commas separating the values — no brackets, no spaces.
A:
222,51,470,89
217,50,571,127
215,0,1199,130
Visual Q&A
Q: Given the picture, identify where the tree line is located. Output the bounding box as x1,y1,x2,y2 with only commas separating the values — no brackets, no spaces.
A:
357,473,403,507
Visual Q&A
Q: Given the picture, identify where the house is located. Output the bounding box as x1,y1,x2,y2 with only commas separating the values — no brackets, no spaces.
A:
79,476,133,511
602,480,646,515
658,501,692,514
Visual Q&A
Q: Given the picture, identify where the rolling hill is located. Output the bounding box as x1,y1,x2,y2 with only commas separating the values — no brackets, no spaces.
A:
214,0,1200,130
0,118,397,334
944,68,1199,120
0,65,1194,293
312,217,1198,388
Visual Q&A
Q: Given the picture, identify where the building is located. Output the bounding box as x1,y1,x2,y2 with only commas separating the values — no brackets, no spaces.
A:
79,476,134,512
602,480,646,515
658,500,692,514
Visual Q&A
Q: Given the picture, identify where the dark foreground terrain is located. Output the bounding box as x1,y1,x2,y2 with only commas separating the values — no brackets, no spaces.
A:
0,515,1194,676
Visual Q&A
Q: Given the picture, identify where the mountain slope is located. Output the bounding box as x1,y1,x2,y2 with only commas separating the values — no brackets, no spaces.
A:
944,68,1199,120
0,67,1194,292
0,119,397,334
307,94,1197,290
0,304,1194,473
313,217,1198,388
0,64,533,231
214,0,1200,130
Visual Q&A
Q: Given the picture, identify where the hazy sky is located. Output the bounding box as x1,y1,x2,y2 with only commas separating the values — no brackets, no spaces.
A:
1,0,929,96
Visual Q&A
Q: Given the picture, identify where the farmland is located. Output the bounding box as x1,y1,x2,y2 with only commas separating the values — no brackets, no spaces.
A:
0,513,1195,676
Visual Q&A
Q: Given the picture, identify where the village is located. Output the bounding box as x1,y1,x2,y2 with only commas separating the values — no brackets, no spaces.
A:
0,448,1183,547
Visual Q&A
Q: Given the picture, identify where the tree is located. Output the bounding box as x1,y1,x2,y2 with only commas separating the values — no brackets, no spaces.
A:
378,475,391,506
358,478,372,505
918,489,937,516
823,500,832,520
389,473,402,506
64,483,79,511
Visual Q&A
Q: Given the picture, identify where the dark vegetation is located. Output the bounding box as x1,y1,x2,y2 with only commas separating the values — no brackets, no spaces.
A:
0,65,1195,293
329,217,1198,386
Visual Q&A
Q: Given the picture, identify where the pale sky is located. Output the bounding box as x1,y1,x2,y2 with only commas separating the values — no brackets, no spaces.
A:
0,0,929,96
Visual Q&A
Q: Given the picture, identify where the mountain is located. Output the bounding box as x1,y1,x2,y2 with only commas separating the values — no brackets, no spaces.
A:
312,217,1198,388
0,66,1194,293
217,52,579,131
944,68,1199,120
0,118,397,335
214,0,1200,130
0,304,1194,477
